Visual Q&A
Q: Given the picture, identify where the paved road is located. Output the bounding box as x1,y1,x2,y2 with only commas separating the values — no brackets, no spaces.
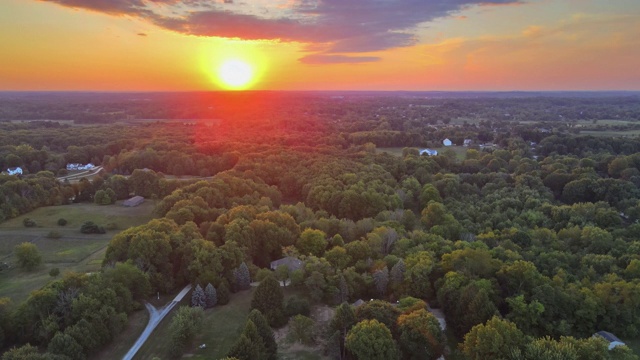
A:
427,305,447,360
122,284,192,360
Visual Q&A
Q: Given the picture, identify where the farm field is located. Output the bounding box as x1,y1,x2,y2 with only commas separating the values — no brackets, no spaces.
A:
579,129,640,137
0,200,156,302
377,146,469,161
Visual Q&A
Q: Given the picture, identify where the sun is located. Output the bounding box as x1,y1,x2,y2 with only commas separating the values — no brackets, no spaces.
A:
218,59,254,90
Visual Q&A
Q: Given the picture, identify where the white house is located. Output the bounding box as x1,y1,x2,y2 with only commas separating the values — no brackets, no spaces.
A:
443,138,453,146
66,163,95,171
463,139,472,147
7,167,23,175
419,149,438,156
593,331,626,350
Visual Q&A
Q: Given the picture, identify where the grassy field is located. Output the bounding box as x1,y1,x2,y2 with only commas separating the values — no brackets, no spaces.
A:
0,201,156,302
134,288,255,360
579,129,640,137
134,286,325,360
377,146,469,161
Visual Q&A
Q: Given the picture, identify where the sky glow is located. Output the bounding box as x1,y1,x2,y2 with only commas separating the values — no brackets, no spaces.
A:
0,0,639,91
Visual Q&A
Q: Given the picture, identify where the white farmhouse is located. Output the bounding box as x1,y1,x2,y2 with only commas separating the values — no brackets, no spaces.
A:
66,163,95,171
442,138,452,146
419,149,438,156
6,167,23,175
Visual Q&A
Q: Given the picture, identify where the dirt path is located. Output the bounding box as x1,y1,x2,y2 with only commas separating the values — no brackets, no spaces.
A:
122,284,192,360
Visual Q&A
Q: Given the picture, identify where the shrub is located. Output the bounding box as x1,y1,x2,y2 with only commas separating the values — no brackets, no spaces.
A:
287,315,316,345
14,242,42,271
57,218,68,226
46,231,62,239
80,221,105,234
49,268,60,277
285,296,311,317
23,218,36,227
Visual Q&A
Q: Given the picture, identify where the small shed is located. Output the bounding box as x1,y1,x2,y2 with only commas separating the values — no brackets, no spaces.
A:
123,195,144,207
352,299,365,307
593,331,626,350
442,138,452,146
270,256,303,272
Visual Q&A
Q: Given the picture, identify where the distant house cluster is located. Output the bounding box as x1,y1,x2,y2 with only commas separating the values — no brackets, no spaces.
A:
66,163,95,171
419,149,438,156
4,167,23,176
123,195,144,207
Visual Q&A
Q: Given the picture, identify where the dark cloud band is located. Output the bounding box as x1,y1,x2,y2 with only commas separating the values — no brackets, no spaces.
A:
39,0,522,62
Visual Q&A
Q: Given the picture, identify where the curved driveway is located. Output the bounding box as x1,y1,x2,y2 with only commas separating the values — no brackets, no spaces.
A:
123,284,192,360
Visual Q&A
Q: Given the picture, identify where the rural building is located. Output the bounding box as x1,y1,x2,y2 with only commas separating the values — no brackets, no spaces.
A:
123,195,144,207
352,299,365,307
593,331,626,350
463,139,472,146
66,163,95,171
6,167,23,175
269,256,303,272
419,149,438,156
442,138,452,146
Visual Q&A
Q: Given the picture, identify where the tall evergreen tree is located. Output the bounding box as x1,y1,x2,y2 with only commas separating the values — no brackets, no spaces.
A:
251,274,285,327
226,334,259,360
204,283,217,308
329,302,357,360
191,284,206,308
248,309,277,360
227,320,266,360
234,262,251,291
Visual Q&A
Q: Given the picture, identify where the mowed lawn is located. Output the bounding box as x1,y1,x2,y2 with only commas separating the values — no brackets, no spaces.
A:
134,288,256,360
0,200,156,302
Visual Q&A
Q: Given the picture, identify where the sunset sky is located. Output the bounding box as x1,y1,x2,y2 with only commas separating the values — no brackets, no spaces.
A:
1,0,639,91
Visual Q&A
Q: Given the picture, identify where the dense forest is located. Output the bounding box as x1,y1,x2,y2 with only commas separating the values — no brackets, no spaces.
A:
1,92,640,359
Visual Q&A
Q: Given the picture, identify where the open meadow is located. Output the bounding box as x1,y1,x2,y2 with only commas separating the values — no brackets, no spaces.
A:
377,145,469,161
0,200,156,302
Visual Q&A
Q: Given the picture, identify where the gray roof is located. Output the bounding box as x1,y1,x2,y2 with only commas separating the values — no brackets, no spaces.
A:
123,195,144,207
594,331,624,344
270,257,303,271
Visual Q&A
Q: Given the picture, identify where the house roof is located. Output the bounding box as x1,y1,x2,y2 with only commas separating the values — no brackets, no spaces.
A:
594,331,624,344
270,256,303,271
123,195,144,206
419,149,438,156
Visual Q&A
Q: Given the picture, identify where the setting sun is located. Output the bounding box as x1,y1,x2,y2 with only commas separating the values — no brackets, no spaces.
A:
218,59,254,90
